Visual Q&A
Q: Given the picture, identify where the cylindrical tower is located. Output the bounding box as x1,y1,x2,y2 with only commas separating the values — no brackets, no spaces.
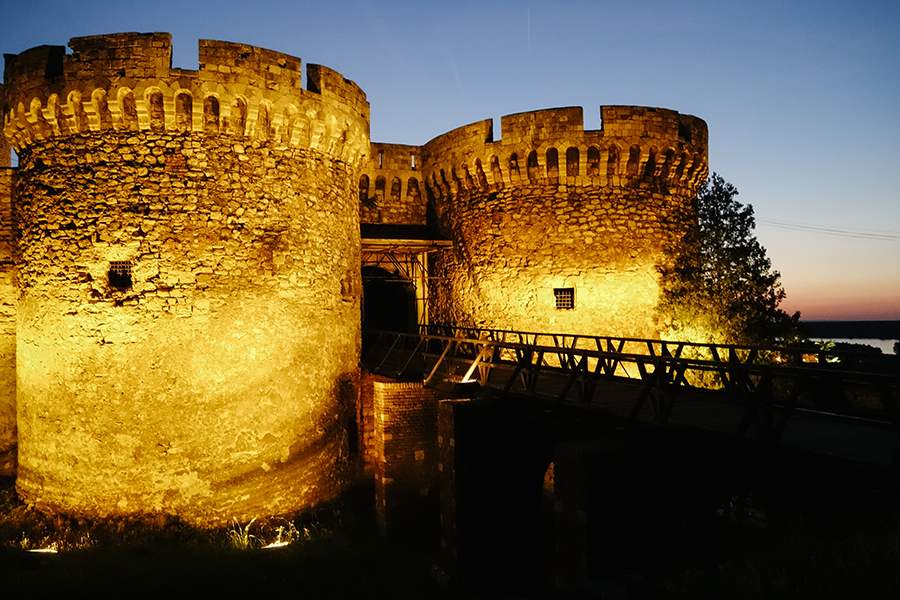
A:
3,33,369,525
0,80,14,476
422,106,708,338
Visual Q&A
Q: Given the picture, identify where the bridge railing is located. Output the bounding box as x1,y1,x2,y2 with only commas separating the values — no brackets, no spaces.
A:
418,323,899,375
362,328,900,464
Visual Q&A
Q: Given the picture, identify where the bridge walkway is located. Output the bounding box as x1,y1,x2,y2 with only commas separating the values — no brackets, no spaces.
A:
363,326,900,473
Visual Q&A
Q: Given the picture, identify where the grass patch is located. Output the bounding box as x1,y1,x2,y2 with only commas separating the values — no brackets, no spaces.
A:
3,473,899,599
0,477,447,599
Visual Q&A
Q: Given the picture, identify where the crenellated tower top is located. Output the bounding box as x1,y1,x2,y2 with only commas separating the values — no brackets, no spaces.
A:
420,105,708,201
2,32,370,164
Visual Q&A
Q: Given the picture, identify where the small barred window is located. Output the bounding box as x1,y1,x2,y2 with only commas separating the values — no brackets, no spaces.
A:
554,288,575,310
108,260,133,290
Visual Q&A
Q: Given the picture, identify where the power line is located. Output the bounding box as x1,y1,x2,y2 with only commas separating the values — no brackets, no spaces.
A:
756,218,900,242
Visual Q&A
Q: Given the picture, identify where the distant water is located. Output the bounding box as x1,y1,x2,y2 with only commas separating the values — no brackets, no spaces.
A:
811,338,897,354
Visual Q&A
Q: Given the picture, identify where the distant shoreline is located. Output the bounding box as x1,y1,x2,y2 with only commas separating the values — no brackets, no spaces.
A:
803,320,900,340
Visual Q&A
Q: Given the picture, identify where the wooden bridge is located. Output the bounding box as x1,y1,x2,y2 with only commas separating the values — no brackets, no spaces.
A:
363,325,900,474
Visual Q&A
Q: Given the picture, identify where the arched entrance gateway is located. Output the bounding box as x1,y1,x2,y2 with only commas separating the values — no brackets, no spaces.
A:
360,224,452,335
362,265,417,333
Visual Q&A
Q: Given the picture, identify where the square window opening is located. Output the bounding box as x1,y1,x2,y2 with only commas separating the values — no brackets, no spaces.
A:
108,260,133,290
554,287,575,310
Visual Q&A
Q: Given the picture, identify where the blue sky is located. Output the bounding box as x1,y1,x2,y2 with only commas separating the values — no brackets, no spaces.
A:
3,0,899,320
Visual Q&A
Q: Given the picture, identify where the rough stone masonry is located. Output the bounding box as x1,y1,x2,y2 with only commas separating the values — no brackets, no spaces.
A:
0,32,707,525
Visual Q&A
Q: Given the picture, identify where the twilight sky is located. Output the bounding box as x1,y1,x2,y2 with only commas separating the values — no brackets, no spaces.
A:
2,0,899,320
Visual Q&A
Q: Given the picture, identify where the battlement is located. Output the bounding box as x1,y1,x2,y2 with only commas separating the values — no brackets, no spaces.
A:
599,106,707,147
421,105,708,198
306,63,370,117
67,32,174,79
500,107,583,141
197,38,300,87
360,142,426,225
2,33,370,163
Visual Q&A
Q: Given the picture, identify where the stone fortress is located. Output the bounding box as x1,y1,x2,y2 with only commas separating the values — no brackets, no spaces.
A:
0,33,707,525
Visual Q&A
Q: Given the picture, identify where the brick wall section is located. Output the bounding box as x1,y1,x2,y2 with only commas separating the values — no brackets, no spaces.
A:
0,168,14,475
358,370,393,474
373,380,445,534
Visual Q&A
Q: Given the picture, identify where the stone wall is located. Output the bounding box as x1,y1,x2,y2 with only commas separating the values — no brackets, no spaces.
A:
3,33,369,525
359,143,426,225
0,167,14,476
421,106,707,338
2,30,712,527
3,34,369,164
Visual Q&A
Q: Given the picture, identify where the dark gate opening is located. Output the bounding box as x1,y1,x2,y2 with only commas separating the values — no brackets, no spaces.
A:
362,266,418,334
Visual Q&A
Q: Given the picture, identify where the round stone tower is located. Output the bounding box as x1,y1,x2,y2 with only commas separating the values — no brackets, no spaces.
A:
3,33,369,525
421,106,708,338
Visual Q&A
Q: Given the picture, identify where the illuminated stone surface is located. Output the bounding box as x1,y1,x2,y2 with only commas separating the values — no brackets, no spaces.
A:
3,33,367,524
0,166,13,476
1,31,708,524
360,107,708,338
0,83,12,477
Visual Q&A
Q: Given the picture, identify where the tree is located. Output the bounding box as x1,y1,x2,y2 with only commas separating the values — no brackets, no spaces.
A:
656,173,801,346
